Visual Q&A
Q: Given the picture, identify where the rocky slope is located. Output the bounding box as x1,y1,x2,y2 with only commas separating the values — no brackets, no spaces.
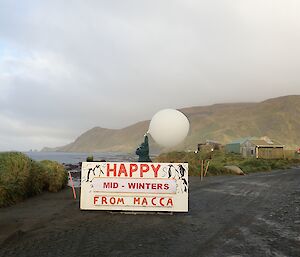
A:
42,95,300,152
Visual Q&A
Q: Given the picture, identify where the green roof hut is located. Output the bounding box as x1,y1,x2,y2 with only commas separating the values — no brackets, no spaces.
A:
225,137,258,154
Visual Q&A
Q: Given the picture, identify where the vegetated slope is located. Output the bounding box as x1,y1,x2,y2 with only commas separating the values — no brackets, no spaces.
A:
42,95,300,152
51,121,151,153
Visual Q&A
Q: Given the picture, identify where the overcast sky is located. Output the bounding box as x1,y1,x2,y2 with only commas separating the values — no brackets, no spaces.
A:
0,0,300,151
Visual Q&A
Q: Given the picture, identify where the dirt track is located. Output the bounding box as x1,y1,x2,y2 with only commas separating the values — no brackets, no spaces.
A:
0,168,299,257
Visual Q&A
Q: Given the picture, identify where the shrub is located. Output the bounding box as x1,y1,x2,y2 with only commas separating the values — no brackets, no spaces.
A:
40,160,68,192
0,152,32,206
239,159,271,173
208,163,227,175
86,155,94,162
25,160,45,197
0,152,67,207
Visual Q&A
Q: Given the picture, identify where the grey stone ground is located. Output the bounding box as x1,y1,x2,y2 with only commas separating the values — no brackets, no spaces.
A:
0,168,299,257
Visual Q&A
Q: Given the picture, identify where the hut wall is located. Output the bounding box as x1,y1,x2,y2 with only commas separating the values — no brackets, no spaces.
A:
225,143,241,153
257,147,284,159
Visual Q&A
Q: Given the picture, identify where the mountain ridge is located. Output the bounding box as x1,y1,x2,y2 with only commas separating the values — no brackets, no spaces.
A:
42,95,300,153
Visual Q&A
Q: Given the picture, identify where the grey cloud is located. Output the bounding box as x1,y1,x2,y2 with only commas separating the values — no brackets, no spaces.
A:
0,0,300,150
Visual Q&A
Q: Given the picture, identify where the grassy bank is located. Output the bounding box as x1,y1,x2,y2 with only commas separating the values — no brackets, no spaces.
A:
156,150,300,176
0,152,67,207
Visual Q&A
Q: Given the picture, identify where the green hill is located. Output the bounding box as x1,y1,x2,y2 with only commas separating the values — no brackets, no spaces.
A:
42,95,300,153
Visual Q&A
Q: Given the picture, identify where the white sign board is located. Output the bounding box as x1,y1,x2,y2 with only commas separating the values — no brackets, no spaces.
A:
80,162,188,212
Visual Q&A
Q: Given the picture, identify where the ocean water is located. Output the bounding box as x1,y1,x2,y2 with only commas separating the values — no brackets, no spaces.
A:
24,151,138,164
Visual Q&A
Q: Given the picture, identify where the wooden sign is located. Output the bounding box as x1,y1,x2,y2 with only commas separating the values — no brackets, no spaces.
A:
80,162,188,212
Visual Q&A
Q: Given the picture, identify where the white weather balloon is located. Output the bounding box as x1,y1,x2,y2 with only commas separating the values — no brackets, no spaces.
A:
148,109,190,147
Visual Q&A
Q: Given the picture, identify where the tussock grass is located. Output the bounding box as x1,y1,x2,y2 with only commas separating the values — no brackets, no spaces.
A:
40,160,68,192
156,150,300,176
86,155,94,162
0,152,67,207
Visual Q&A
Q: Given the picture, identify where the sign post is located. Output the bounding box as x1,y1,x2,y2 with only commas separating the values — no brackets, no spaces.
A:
68,171,77,200
80,162,188,212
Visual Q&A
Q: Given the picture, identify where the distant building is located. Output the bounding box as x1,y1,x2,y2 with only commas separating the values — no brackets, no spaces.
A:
197,140,222,152
225,137,258,154
241,139,284,159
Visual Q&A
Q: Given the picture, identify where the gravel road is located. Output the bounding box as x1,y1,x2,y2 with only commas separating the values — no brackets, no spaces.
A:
0,168,299,257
